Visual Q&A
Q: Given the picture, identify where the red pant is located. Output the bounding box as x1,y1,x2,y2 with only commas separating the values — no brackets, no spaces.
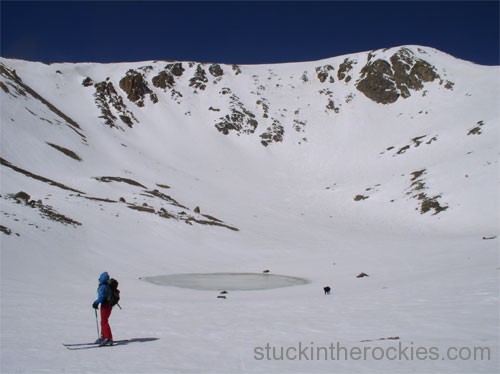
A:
100,303,113,340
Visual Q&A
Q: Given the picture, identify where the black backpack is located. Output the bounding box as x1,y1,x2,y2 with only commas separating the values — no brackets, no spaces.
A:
107,278,121,308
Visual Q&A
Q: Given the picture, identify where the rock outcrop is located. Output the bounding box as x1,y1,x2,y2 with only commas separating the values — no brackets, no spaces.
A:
119,69,158,107
356,48,441,104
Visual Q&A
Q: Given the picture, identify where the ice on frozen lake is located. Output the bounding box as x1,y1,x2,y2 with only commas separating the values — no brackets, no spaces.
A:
143,273,309,291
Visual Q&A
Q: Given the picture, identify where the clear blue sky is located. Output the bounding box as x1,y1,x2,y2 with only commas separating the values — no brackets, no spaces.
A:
1,1,499,66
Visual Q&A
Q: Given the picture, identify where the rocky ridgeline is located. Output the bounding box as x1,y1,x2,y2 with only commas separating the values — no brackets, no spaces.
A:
77,47,453,143
1,46,457,148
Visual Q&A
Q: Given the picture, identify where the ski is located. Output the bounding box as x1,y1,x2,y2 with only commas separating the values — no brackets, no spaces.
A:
64,339,129,350
63,342,98,347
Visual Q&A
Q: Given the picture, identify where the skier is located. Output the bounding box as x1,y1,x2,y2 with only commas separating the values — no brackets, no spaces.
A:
92,272,114,346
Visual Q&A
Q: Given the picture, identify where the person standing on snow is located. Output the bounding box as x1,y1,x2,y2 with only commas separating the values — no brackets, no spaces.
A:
92,271,114,346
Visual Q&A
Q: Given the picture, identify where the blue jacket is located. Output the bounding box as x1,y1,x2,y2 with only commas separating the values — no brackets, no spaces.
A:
94,272,110,305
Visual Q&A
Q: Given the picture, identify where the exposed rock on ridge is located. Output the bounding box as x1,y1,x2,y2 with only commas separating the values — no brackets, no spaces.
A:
356,47,444,104
74,47,457,146
119,69,158,106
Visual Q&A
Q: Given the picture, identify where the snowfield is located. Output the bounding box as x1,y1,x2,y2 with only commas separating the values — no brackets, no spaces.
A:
0,45,498,373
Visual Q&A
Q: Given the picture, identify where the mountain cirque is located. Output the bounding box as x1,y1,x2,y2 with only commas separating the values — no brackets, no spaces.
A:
0,45,497,236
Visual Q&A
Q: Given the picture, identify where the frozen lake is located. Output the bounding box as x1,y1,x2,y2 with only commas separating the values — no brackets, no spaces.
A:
143,272,309,291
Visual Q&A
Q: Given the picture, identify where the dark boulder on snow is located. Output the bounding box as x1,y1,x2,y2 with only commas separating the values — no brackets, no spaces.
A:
208,64,224,77
82,77,94,87
14,191,31,203
0,225,12,235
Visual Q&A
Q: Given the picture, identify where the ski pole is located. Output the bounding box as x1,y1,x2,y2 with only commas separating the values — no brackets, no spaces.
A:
95,308,100,338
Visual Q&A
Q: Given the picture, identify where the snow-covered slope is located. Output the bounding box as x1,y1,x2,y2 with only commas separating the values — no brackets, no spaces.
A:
0,45,498,373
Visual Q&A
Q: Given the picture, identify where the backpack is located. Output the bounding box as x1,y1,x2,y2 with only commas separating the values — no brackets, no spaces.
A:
107,278,121,308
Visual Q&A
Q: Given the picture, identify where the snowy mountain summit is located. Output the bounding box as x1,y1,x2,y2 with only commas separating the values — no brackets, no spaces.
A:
1,46,499,373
